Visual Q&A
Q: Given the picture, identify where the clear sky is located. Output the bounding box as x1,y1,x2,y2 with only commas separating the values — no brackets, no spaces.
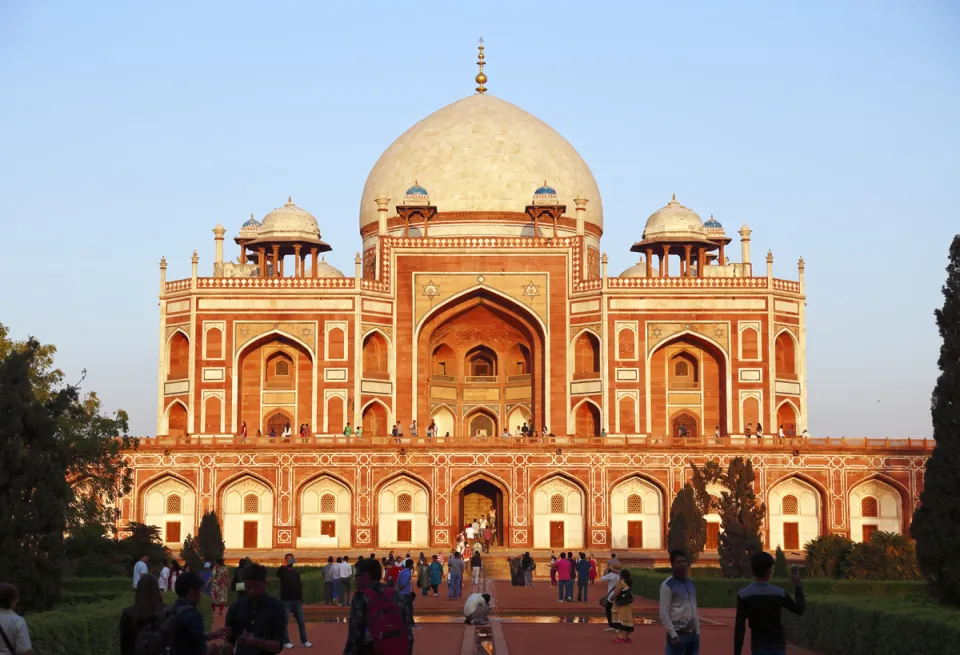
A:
1,1,957,437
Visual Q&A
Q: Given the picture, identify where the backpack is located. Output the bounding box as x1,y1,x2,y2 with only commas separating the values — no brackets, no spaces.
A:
359,587,408,655
134,604,190,655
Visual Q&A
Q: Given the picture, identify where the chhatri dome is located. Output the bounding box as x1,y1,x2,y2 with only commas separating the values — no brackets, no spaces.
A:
359,43,602,233
639,194,710,244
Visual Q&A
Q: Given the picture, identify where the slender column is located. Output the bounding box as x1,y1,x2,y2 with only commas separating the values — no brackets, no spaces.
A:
423,213,428,238
719,242,725,266
294,245,302,277
311,248,319,279
657,254,664,278
662,245,671,277
683,245,692,277
213,224,226,264
553,217,558,239
240,243,246,265
645,248,653,277
272,245,280,278
258,248,266,277
698,248,706,278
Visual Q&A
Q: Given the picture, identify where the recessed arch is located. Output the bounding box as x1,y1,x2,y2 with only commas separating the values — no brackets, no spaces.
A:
464,406,497,437
362,329,390,379
848,476,905,540
141,474,196,545
775,399,801,435
220,474,274,549
532,473,587,549
375,473,431,548
429,403,456,438
767,474,825,551
163,399,189,438
297,473,352,548
572,397,602,437
775,329,798,378
167,329,190,380
361,397,392,436
572,328,601,378
610,474,665,549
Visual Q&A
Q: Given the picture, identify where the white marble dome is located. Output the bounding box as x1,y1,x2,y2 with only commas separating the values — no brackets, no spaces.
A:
314,258,345,278
620,259,657,277
359,93,603,231
641,195,707,242
258,198,322,240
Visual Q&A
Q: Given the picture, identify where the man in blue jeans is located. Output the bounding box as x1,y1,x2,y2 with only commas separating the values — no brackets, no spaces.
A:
277,553,312,648
659,550,700,655
447,552,464,600
575,552,592,603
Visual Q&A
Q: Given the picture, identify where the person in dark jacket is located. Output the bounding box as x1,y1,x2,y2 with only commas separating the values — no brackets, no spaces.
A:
277,554,311,648
575,552,592,603
119,574,164,655
343,558,414,655
734,552,805,655
224,565,285,655
231,558,249,601
170,572,231,655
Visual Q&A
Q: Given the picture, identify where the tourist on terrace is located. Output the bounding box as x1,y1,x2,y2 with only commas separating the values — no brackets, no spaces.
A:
778,425,786,439
734,552,805,655
745,423,753,437
240,421,247,441
355,426,362,439
463,593,492,625
756,423,764,439
343,422,353,438
659,550,700,655
409,420,418,437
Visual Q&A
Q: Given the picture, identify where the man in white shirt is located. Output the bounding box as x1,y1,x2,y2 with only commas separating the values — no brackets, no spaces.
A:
338,556,354,606
158,558,171,592
463,593,491,625
133,554,149,589
0,584,33,655
465,524,476,542
659,550,701,653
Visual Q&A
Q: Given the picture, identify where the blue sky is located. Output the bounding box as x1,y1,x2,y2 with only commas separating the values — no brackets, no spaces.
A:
1,1,957,437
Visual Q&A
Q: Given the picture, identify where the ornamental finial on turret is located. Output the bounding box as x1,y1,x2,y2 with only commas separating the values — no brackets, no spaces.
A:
475,37,487,94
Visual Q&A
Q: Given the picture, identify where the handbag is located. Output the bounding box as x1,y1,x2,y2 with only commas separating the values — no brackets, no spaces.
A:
614,586,633,606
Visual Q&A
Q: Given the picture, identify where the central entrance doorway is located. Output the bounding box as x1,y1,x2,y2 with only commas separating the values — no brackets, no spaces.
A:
457,479,505,547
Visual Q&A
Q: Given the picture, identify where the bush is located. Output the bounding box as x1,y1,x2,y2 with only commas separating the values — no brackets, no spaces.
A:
627,570,925,607
774,546,788,578
805,532,921,581
805,534,853,578
783,595,960,655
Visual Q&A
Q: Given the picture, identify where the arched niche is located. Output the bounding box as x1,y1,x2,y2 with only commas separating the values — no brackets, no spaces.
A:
574,399,601,437
221,476,274,549
377,476,429,547
849,479,903,541
298,475,352,548
168,331,189,380
363,331,390,379
768,477,822,551
532,476,585,549
775,331,797,378
610,476,663,549
649,333,728,437
362,400,390,436
574,331,601,379
143,476,196,545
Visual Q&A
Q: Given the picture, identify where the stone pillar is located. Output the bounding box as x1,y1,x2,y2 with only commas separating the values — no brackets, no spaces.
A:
719,242,725,266
601,252,608,279
294,245,302,277
190,250,198,289
159,256,167,298
662,245,671,277
739,224,752,276
574,193,588,236
272,245,280,278
258,247,266,277
355,252,362,289
698,247,705,278
767,250,774,280
683,245,692,277
213,224,226,266
311,248,319,279
798,257,805,293
645,248,653,277
375,192,390,235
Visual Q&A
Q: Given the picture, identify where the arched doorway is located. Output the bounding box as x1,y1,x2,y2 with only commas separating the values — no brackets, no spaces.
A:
671,411,698,438
465,409,496,437
362,401,389,436
431,406,454,438
236,333,314,436
776,401,799,436
166,401,188,438
457,478,505,546
265,410,292,437
574,401,601,436
649,333,728,436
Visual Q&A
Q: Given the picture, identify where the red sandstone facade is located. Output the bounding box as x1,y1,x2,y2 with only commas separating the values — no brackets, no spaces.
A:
125,90,928,556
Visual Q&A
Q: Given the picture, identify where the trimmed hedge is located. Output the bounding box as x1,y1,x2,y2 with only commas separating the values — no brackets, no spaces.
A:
783,595,960,655
628,570,925,607
25,590,212,655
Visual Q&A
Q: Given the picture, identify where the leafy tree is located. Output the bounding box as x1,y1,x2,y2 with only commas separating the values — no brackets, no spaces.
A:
667,484,707,563
804,534,853,578
911,235,960,606
774,546,788,578
847,532,920,581
197,511,225,563
180,534,204,572
716,457,766,578
120,521,170,565
0,336,74,610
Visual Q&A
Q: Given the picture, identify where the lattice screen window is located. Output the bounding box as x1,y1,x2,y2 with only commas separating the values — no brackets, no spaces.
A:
320,493,337,513
275,360,290,376
861,496,879,518
397,493,413,513
550,493,566,514
782,494,799,515
675,361,689,376
243,493,260,514
627,494,643,514
166,494,182,514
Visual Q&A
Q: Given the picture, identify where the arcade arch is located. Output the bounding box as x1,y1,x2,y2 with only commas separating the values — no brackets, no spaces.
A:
610,476,663,549
849,479,903,541
648,333,728,437
768,477,822,551
236,333,314,437
222,476,274,549
574,399,601,437
298,476,351,548
533,476,584,549
377,476,429,548
167,331,189,380
142,476,196,545
361,399,390,437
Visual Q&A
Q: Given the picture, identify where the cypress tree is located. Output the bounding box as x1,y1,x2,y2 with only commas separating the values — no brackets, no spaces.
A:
197,510,225,563
911,234,960,606
717,457,766,578
774,546,788,578
667,484,707,563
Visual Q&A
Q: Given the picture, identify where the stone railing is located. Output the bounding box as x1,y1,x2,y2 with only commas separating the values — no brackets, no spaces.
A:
607,276,800,292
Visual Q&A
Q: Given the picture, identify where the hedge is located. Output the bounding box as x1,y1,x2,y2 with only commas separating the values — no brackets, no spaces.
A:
628,570,925,607
25,591,212,655
783,595,960,655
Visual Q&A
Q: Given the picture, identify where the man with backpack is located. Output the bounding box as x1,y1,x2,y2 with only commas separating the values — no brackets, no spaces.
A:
139,571,229,655
223,565,286,655
343,558,413,655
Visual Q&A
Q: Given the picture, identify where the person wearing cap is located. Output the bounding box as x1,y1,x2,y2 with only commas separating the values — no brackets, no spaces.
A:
223,564,286,655
599,561,622,632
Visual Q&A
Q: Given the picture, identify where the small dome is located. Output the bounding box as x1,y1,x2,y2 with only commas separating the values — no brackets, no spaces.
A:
620,259,658,278
534,182,557,196
242,217,261,228
403,182,430,206
641,194,707,242
703,216,722,229
257,198,322,240
405,183,429,196
314,258,345,278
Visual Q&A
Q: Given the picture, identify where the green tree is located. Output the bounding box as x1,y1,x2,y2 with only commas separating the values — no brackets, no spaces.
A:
911,235,960,606
120,521,170,565
197,511,225,563
180,534,204,572
774,546,788,578
717,457,766,578
667,484,707,563
804,534,853,579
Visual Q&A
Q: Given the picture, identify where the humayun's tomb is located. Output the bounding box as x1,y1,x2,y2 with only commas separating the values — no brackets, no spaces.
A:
121,46,930,559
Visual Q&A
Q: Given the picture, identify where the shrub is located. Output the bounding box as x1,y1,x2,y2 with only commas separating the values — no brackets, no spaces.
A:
805,534,854,578
774,546,788,578
716,458,765,577
847,532,920,581
783,595,960,655
197,511,225,563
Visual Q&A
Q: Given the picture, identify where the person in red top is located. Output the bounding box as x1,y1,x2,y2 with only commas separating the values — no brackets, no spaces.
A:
385,560,402,587
555,552,573,602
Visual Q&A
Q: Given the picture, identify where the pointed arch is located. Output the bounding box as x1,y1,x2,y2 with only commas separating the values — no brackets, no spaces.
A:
297,472,353,548
362,329,391,379
163,399,189,438
572,328,601,379
775,399,801,435
167,329,190,380
464,406,497,437
361,397,392,436
220,473,274,549
140,473,196,544
375,472,431,548
532,472,587,549
848,475,907,539
775,329,798,378
610,473,666,549
572,397,601,437
767,473,825,550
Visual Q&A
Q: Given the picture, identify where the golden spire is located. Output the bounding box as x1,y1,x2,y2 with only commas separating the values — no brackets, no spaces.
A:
475,37,487,94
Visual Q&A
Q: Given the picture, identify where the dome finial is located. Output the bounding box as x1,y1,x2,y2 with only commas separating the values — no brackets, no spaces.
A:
475,37,487,94
671,193,677,202
287,195,293,204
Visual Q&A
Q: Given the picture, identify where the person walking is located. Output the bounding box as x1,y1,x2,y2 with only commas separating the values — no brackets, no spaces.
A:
133,553,150,589
210,558,230,616
158,558,171,594
575,552,591,603
555,552,572,601
600,562,622,632
471,550,483,585
521,552,535,587
418,557,431,598
322,556,335,605
429,554,443,597
223,564,286,655
659,550,701,655
447,552,464,600
342,558,413,655
332,557,345,606
119,574,164,655
397,559,416,631
482,526,493,553
734,552,805,655
278,553,312,649
549,554,558,587
339,556,354,607
588,553,598,585
611,569,635,644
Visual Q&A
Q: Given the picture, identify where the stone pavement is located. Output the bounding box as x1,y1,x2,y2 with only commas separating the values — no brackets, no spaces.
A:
212,576,820,654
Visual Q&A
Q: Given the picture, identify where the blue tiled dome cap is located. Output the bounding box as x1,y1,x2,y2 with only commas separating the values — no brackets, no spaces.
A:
534,181,557,195
704,217,722,229
242,216,261,228
405,183,429,196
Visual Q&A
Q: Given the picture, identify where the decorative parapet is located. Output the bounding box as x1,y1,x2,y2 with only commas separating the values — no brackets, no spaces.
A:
607,276,800,292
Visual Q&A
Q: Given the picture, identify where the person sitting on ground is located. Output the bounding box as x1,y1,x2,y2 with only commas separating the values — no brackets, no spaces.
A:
734,552,805,655
0,583,32,655
120,573,165,655
223,564,285,655
343,558,413,655
463,593,492,625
